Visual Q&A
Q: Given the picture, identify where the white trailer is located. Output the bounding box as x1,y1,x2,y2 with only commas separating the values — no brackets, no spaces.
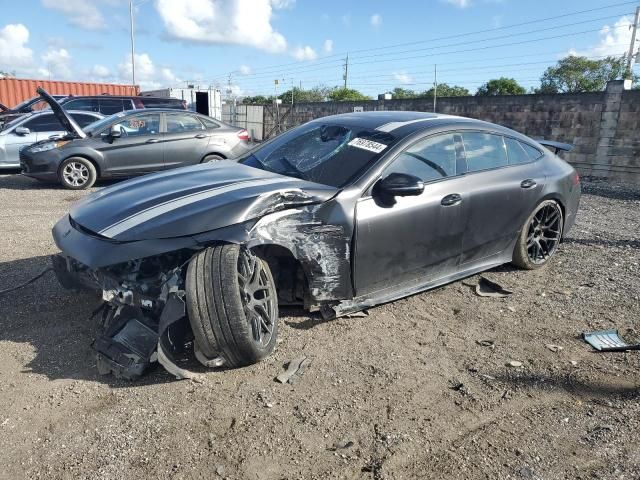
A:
140,87,222,120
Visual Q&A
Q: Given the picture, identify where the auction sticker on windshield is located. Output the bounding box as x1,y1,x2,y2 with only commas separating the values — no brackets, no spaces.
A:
348,138,387,154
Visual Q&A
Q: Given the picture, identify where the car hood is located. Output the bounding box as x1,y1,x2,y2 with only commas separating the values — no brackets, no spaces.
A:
69,161,339,242
36,87,86,139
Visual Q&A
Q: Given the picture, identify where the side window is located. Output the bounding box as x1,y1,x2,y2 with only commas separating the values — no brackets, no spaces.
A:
111,113,161,137
63,99,99,112
166,114,205,133
71,113,101,128
200,117,220,129
385,133,457,183
521,143,543,161
22,114,63,132
504,137,531,165
99,99,125,115
462,132,508,173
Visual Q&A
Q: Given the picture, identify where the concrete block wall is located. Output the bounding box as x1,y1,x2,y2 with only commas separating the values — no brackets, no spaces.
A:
262,80,640,183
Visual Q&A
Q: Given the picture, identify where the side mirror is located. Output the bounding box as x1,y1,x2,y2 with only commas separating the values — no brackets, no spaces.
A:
109,125,122,138
14,126,30,136
375,172,425,198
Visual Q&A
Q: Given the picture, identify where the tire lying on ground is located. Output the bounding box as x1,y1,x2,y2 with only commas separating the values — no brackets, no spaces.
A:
512,199,564,270
58,157,97,190
185,244,279,368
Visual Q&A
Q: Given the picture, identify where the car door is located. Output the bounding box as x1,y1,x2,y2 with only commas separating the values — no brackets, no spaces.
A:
458,131,546,265
162,112,210,168
97,112,164,175
354,132,469,296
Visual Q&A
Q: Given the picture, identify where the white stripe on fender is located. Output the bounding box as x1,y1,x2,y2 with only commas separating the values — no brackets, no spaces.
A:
98,177,292,238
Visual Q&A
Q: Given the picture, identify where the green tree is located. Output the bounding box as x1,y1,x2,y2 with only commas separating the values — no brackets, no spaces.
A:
537,55,633,93
242,95,272,104
278,86,330,103
327,87,370,101
390,87,417,99
420,83,470,97
476,77,526,96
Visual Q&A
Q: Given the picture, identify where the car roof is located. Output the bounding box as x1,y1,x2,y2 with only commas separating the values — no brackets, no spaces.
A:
61,95,182,101
312,110,531,142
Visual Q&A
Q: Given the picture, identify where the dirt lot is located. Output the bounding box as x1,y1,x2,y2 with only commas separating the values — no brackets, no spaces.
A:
0,171,639,480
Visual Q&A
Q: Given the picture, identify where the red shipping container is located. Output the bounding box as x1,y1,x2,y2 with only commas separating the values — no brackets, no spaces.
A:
0,77,140,108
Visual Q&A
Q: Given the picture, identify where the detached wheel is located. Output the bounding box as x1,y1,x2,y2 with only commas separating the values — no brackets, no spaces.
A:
202,154,224,163
59,157,96,190
186,244,278,368
512,200,563,270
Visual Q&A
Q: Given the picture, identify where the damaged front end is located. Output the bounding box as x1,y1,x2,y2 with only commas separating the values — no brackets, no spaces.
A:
53,249,207,379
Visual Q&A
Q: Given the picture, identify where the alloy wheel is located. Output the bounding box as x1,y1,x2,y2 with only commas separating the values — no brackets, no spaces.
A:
62,161,89,187
237,249,276,347
526,203,562,265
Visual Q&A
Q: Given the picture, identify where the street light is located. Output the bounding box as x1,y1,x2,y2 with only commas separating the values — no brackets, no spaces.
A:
129,0,136,88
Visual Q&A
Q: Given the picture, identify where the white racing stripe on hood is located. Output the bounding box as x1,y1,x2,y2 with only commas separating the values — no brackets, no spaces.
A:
375,116,451,133
98,177,292,238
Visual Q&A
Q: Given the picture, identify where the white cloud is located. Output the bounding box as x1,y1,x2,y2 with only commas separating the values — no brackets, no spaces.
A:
118,52,180,90
323,39,333,54
91,64,111,78
370,14,382,28
270,0,295,8
442,0,471,8
40,48,73,79
41,0,106,30
341,14,351,27
0,24,34,70
154,0,287,53
239,65,252,75
569,16,634,58
393,71,412,84
292,45,317,61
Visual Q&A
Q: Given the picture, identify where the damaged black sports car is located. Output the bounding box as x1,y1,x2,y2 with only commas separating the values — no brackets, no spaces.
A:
52,110,581,379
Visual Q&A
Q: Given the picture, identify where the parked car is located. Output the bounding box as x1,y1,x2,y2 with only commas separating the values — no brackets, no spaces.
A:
59,94,187,115
0,109,103,169
0,94,68,127
21,88,252,189
51,110,581,379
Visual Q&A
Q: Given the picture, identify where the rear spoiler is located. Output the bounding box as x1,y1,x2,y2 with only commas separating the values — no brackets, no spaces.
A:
536,140,573,155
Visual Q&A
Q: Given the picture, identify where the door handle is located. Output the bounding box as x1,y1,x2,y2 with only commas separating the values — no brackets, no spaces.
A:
146,138,159,144
520,179,537,189
194,134,207,139
441,193,462,206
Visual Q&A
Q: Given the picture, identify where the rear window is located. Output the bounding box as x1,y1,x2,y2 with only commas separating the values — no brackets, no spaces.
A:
70,113,101,128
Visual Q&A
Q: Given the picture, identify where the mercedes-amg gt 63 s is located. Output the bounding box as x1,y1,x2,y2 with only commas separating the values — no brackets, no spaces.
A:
51,111,581,379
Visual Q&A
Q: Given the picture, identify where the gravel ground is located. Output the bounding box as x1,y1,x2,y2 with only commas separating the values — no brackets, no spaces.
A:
0,172,639,480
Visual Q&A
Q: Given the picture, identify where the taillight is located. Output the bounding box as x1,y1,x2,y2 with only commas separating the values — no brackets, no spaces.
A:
133,98,144,109
571,171,580,186
237,129,250,141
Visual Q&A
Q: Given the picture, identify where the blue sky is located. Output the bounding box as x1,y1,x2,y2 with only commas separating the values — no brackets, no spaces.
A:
0,0,637,97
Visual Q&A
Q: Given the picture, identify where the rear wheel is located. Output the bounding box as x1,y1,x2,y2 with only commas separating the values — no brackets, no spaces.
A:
59,157,96,190
512,200,563,270
185,244,278,368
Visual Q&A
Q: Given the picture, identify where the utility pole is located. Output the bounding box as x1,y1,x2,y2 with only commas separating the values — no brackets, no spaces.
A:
627,6,640,77
129,0,136,89
343,54,349,89
433,64,438,113
291,78,294,105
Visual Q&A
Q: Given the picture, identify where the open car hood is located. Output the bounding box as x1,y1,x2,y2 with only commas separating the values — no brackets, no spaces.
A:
0,102,7,112
69,161,338,242
36,87,86,139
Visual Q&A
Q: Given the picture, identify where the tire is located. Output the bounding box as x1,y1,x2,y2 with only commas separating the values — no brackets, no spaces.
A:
58,157,97,190
185,244,279,368
512,200,564,270
202,154,224,163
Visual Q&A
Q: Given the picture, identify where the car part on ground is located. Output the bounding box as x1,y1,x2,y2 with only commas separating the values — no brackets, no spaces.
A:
50,111,581,379
582,329,640,352
20,88,252,188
